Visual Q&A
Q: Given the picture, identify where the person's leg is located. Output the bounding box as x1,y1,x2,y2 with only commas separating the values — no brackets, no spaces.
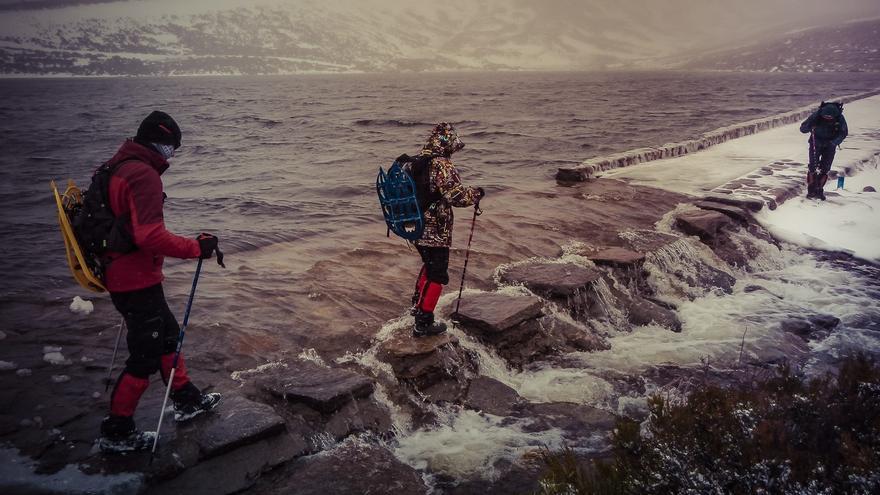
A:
816,143,836,200
413,246,450,336
101,284,167,449
410,264,428,310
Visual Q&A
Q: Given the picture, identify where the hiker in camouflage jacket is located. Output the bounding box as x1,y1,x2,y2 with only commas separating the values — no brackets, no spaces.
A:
411,122,483,337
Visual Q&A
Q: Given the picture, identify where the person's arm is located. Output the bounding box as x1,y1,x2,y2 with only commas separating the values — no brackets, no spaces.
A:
433,158,481,208
833,115,848,146
800,111,818,134
113,165,201,259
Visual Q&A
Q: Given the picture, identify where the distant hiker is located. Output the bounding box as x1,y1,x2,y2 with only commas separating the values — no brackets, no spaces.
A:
800,101,847,200
98,111,223,453
402,123,484,337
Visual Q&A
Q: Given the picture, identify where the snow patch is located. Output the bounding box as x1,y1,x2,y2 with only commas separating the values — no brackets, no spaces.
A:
69,296,94,315
43,346,71,366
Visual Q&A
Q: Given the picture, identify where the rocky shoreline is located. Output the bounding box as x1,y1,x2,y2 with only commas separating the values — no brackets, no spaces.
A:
0,168,870,493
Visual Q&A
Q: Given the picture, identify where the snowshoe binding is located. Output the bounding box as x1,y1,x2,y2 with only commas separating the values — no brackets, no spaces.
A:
98,415,155,454
171,382,222,422
413,309,447,337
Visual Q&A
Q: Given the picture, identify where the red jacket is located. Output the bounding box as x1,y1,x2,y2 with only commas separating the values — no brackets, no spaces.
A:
104,139,201,293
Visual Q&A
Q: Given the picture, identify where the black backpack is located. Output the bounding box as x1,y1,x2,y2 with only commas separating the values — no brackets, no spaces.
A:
403,154,442,215
814,101,843,142
71,159,137,266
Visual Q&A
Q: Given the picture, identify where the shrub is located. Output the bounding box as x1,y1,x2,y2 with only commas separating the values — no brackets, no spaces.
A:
537,355,880,495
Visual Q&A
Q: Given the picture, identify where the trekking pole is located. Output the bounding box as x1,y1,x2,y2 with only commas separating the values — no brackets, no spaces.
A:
452,202,482,327
104,317,126,393
149,258,203,465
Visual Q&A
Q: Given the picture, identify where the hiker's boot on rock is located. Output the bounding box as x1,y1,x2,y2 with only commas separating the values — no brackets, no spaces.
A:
413,309,447,337
98,415,155,454
171,382,222,422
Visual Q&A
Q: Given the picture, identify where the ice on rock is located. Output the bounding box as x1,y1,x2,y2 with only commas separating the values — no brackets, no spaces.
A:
43,347,71,366
51,375,70,384
16,369,32,377
69,296,94,315
0,361,16,371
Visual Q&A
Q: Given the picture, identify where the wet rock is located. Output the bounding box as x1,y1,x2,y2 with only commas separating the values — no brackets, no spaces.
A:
520,402,616,437
259,362,374,414
779,315,839,342
694,265,736,293
272,443,427,495
188,395,287,459
452,292,544,333
463,314,608,368
864,186,876,192
378,331,475,392
586,247,646,268
619,229,680,253
464,377,523,416
702,194,764,212
627,297,682,332
744,284,783,299
808,314,841,330
694,200,752,224
147,433,303,495
675,209,731,243
499,262,602,298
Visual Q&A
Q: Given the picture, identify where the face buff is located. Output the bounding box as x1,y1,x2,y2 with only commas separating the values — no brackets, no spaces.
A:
152,143,175,160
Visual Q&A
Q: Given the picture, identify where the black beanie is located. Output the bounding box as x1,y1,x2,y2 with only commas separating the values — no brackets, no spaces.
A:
136,111,182,149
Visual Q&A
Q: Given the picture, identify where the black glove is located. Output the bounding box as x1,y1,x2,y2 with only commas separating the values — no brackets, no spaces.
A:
197,233,226,268
395,153,411,164
476,187,486,199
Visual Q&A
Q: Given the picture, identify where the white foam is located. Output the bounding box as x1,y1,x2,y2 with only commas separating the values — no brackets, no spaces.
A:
393,408,565,480
229,361,286,382
69,296,94,315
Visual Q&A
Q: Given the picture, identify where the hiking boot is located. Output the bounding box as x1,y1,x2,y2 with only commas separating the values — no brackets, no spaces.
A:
413,309,447,337
817,189,826,201
98,415,155,454
171,382,222,422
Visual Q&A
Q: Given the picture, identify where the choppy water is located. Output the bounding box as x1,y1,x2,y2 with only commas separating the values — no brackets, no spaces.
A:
3,71,880,488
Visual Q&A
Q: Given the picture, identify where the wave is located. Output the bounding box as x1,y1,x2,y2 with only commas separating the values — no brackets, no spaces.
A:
353,119,431,127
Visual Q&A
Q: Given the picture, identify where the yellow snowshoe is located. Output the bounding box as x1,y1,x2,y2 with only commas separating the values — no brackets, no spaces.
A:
51,179,106,293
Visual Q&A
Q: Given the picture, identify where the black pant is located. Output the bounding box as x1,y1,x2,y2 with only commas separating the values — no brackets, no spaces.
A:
809,139,836,175
417,245,450,285
110,284,181,378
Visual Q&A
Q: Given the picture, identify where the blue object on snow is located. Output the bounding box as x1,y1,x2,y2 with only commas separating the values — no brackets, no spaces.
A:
837,175,845,190
377,161,424,241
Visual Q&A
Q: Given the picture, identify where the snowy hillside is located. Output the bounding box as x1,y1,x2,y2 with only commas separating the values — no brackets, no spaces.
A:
684,18,880,73
0,0,877,76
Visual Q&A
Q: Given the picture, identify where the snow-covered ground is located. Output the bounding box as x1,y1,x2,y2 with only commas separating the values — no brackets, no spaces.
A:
605,94,880,196
608,93,880,262
757,166,880,262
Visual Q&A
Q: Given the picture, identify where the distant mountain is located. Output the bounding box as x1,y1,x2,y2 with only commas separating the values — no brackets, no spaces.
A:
683,18,880,72
0,0,877,76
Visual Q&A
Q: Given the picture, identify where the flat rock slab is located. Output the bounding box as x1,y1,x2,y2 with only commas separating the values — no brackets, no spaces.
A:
453,292,544,333
675,210,731,240
378,331,457,359
280,443,427,495
619,229,681,253
694,200,751,224
191,395,287,460
260,362,374,414
703,194,765,212
464,377,523,416
587,247,646,267
500,262,602,298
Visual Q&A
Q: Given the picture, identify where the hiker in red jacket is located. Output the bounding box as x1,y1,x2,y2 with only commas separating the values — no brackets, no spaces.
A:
99,111,223,453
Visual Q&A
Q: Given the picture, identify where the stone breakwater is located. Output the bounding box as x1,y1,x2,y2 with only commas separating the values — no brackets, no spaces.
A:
556,89,880,182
